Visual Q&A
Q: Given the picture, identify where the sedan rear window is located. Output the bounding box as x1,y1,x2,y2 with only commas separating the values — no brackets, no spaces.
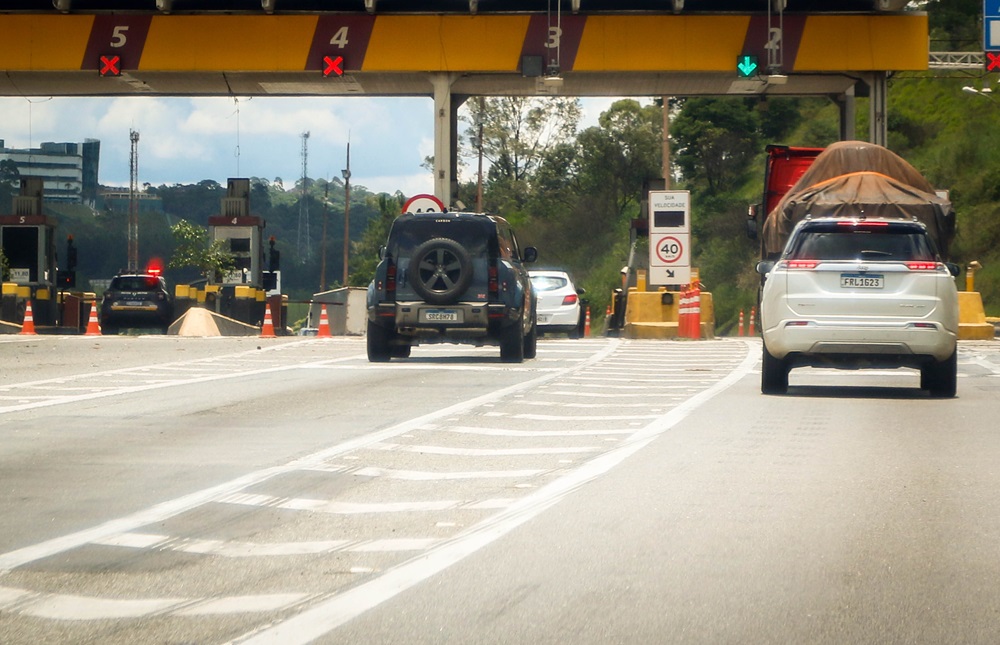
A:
787,228,935,262
530,276,569,291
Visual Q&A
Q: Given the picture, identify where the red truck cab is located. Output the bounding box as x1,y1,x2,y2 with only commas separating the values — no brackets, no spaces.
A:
747,144,824,257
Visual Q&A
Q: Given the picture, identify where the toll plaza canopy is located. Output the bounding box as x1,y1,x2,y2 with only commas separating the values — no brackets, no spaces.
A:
0,0,924,201
0,1,925,99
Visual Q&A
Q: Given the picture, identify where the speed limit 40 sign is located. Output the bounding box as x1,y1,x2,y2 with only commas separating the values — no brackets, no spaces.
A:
654,235,685,264
648,190,692,285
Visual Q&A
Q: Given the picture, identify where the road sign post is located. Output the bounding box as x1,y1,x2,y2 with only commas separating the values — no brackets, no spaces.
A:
648,190,691,286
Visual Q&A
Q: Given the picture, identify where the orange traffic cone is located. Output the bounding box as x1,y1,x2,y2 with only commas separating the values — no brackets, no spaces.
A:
584,306,591,338
738,309,745,337
317,304,331,338
260,302,276,338
85,301,102,336
19,300,37,336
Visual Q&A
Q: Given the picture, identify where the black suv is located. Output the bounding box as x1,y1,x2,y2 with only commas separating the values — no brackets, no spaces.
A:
100,273,174,334
366,211,538,363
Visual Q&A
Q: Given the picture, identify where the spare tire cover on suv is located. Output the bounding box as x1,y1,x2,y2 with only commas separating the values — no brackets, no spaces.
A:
409,237,474,304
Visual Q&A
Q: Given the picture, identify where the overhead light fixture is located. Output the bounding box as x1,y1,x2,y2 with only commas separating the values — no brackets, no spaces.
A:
156,0,172,12
365,0,377,13
766,74,788,85
571,0,580,12
672,0,683,12
469,0,477,13
52,0,71,11
261,0,275,13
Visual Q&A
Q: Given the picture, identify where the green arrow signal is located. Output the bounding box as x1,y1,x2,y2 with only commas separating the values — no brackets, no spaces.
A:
736,54,758,78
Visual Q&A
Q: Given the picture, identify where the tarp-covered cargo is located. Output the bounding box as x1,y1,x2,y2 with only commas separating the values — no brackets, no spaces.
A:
762,141,955,258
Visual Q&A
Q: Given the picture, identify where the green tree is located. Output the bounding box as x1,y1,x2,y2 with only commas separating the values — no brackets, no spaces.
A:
671,97,760,193
350,192,405,287
167,219,234,282
462,96,582,215
0,247,9,281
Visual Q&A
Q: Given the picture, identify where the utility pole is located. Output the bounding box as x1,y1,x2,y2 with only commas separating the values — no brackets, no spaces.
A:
128,129,140,273
476,96,485,212
297,131,311,262
341,141,351,287
319,180,329,291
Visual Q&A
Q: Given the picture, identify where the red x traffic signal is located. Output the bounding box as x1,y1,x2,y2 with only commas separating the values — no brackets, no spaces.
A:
987,52,1000,72
323,55,344,77
99,54,121,77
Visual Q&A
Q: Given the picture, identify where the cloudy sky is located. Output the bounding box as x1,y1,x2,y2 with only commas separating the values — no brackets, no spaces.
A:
0,95,619,198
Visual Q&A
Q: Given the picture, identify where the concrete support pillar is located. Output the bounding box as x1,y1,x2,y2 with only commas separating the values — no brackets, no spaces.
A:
836,84,856,141
431,73,460,206
868,71,888,146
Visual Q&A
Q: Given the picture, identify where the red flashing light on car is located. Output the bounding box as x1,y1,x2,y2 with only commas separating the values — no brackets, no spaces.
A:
146,259,164,276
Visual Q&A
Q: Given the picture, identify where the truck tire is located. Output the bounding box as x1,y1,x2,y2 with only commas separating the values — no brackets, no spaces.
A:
761,342,789,395
367,319,392,362
410,237,473,305
500,314,525,363
922,350,957,398
523,307,537,360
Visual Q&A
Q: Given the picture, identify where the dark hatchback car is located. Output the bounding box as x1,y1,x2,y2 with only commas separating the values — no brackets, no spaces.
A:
366,211,538,363
100,273,174,334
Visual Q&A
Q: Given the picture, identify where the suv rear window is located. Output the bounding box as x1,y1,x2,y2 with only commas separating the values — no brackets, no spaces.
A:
390,220,493,258
787,223,936,262
111,276,162,291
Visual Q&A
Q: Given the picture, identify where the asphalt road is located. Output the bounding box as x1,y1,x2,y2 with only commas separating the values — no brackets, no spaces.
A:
0,334,999,644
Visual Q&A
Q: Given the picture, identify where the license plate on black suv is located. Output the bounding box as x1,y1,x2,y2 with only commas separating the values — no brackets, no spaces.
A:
421,309,461,323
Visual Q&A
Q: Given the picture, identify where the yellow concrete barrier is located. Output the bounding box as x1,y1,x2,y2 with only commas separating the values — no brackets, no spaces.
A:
959,291,995,340
623,288,715,340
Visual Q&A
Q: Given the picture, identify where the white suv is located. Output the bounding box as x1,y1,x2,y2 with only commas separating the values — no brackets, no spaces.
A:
757,217,960,397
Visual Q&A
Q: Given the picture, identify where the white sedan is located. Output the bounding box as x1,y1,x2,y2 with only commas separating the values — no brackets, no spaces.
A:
529,270,584,338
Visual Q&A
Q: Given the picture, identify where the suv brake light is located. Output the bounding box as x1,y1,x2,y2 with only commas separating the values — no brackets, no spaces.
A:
488,264,499,299
905,262,940,272
785,260,819,269
385,262,397,299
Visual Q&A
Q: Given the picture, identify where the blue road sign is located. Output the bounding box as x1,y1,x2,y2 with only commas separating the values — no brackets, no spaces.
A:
986,0,1000,52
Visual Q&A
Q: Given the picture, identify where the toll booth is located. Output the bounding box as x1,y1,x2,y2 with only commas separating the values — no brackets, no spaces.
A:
207,178,274,329
0,177,58,327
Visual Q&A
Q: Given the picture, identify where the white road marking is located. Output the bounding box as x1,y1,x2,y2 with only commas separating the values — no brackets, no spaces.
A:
348,466,548,480
544,390,686,398
175,594,311,616
509,413,659,421
371,443,600,456
445,425,634,437
1,586,311,620
520,400,657,408
93,533,439,556
0,338,619,573
231,339,758,645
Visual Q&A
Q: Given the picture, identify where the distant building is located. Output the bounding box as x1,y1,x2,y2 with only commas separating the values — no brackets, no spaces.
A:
0,139,100,206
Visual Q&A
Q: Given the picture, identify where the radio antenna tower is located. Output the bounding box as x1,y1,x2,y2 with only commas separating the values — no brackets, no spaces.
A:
128,129,140,273
297,131,311,262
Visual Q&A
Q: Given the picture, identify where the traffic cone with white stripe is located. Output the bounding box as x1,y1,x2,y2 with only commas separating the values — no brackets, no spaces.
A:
317,304,332,338
19,300,37,336
85,301,102,336
260,302,276,338
584,306,591,338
